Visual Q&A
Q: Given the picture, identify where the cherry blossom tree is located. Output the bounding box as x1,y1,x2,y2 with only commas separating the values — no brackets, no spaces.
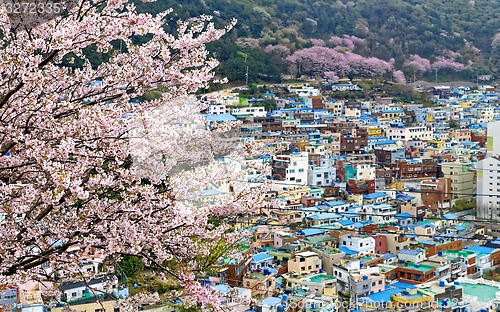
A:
0,0,264,309
431,56,466,71
264,44,291,57
491,33,500,72
286,46,392,78
403,54,432,74
310,38,325,47
392,70,406,84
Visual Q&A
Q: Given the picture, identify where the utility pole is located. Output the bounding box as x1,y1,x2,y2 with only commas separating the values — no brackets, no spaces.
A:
244,55,249,87
246,66,249,88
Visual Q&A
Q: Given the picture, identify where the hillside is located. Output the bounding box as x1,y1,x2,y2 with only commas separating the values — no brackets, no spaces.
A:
135,0,500,84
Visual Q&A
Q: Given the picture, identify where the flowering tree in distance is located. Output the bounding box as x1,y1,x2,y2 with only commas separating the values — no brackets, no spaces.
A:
0,0,263,309
287,46,392,79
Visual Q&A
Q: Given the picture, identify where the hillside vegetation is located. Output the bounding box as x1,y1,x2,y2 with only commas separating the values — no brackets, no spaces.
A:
135,0,500,84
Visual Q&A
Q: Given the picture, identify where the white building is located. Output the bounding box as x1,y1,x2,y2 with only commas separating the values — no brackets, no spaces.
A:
231,106,267,117
397,249,426,263
477,121,500,220
386,125,433,142
288,85,320,99
59,276,118,302
308,165,336,187
251,252,273,271
362,203,398,224
339,234,375,255
272,150,309,184
207,103,227,115
476,156,500,220
354,164,375,181
473,106,494,122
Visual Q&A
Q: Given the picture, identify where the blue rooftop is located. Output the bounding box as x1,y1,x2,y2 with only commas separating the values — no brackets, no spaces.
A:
469,246,495,255
307,213,342,220
454,225,466,231
252,252,272,263
396,194,415,202
391,282,417,289
339,246,358,255
338,220,355,226
382,110,404,113
212,284,231,294
374,140,397,145
353,222,365,229
326,200,346,206
201,189,227,196
363,192,387,199
205,113,237,122
360,287,402,304
418,240,436,245
398,249,424,255
442,213,458,220
262,297,282,307
395,212,414,218
384,253,396,260
297,229,325,236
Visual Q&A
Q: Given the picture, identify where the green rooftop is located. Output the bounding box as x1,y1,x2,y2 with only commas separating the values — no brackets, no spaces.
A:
360,257,374,263
324,248,342,254
402,263,435,273
249,272,266,280
444,250,475,258
461,282,500,302
262,246,277,252
308,274,336,283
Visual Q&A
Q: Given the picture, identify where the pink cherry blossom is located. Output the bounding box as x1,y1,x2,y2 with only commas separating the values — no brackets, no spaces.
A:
404,54,432,74
431,56,466,71
287,46,392,78
0,0,266,308
492,33,500,49
310,38,325,47
393,70,406,84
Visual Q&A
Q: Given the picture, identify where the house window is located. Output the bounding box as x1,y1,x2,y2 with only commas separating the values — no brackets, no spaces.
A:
72,292,77,297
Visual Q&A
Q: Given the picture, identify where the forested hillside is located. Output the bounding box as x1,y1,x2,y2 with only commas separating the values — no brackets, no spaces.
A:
135,0,500,83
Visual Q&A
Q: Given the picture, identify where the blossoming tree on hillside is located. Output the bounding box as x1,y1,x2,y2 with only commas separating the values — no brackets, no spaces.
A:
0,0,264,309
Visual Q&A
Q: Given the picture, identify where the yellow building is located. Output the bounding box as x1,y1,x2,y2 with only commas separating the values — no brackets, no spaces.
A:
428,140,446,148
391,291,432,309
278,186,311,203
52,299,117,312
458,100,474,109
381,109,405,119
368,127,383,137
